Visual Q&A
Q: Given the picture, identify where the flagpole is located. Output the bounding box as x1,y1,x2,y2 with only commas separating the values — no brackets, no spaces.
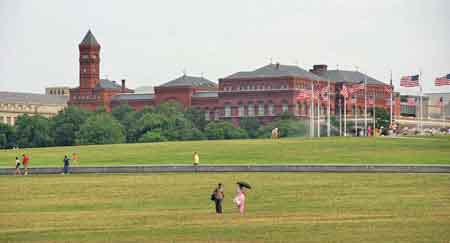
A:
344,96,347,136
364,74,368,136
355,97,358,136
390,70,393,126
419,71,423,134
311,81,314,137
373,94,376,132
327,79,331,136
317,96,321,137
339,97,342,136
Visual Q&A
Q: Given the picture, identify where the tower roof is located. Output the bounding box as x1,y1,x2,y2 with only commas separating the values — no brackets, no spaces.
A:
79,30,100,47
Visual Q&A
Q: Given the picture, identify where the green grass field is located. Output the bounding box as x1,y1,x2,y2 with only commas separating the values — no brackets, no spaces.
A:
1,136,450,167
1,173,449,242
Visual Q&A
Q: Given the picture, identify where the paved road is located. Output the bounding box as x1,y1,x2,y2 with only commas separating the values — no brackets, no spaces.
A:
1,164,449,175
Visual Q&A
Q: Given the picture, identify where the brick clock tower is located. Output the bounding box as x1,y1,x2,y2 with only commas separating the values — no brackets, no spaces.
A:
79,30,100,89
69,30,130,111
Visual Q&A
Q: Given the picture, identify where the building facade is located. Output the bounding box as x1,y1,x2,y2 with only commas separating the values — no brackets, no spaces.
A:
68,30,132,112
0,91,68,125
46,86,70,96
69,30,396,124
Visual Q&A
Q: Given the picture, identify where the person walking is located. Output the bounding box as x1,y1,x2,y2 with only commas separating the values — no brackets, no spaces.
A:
63,155,70,174
233,184,246,215
22,154,29,175
212,183,224,214
15,157,21,176
193,152,199,166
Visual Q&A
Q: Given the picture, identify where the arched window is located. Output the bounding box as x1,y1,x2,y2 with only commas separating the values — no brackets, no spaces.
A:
268,103,274,115
258,103,265,116
248,103,255,117
224,104,231,117
282,103,289,113
238,104,245,117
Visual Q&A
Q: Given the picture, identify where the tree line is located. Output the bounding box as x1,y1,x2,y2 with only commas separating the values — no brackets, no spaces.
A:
0,102,309,149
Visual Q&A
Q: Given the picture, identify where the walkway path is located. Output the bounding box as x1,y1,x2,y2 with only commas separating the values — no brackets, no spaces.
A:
1,164,449,175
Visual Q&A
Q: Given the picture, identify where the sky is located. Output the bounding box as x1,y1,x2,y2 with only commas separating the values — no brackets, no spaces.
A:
0,0,449,94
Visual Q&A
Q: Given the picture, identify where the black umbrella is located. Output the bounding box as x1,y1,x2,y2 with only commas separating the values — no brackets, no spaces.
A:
237,181,252,189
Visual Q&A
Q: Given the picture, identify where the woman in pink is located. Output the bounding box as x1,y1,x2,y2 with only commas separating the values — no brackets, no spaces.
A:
233,185,246,215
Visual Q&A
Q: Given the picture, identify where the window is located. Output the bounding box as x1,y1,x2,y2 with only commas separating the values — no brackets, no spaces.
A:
282,103,288,112
248,103,255,117
238,104,245,117
225,104,231,117
258,103,265,116
214,110,220,120
268,103,274,115
205,111,210,121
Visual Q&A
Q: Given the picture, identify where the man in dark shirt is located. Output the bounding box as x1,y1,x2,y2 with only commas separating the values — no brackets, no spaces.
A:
213,183,224,214
63,155,70,174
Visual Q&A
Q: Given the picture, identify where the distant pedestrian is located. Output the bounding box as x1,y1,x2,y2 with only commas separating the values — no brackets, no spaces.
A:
233,184,246,215
22,154,29,175
212,183,224,214
71,152,78,166
63,155,70,174
271,128,279,139
15,157,21,176
193,152,199,166
368,126,372,136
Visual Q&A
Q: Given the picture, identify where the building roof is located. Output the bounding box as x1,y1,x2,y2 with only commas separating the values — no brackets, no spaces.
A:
111,93,154,101
192,91,218,98
95,79,122,89
79,30,100,47
0,91,68,105
134,86,155,94
224,63,326,81
316,70,385,85
159,75,217,88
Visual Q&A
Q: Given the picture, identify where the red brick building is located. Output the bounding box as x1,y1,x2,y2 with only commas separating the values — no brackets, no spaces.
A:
70,30,398,124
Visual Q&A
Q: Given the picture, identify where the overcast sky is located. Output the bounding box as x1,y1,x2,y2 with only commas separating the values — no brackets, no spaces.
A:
1,0,449,94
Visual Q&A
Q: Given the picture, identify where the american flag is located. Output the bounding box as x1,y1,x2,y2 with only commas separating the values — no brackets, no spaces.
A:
407,97,416,106
314,85,322,100
351,81,365,94
296,90,311,100
340,85,350,98
435,74,450,86
384,85,393,93
400,75,419,87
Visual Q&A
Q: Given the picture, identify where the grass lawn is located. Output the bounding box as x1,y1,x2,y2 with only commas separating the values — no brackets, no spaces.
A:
0,136,450,167
0,173,449,242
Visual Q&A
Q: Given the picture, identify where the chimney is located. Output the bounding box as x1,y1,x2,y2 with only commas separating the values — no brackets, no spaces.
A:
275,62,280,69
121,79,126,92
310,64,328,75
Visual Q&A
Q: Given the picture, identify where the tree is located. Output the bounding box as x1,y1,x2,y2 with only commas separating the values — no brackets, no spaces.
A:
239,117,260,138
373,107,390,129
112,105,137,142
0,123,16,149
50,107,92,146
185,108,208,131
15,115,53,148
279,111,296,120
138,129,167,143
205,121,248,140
76,113,125,145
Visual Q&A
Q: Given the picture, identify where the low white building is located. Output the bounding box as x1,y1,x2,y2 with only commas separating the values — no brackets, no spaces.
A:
0,91,68,125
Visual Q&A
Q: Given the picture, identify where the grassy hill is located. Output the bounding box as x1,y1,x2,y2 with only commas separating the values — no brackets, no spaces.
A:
1,136,449,167
1,173,449,242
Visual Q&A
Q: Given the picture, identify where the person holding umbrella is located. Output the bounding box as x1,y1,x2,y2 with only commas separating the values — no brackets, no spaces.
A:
233,181,251,215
